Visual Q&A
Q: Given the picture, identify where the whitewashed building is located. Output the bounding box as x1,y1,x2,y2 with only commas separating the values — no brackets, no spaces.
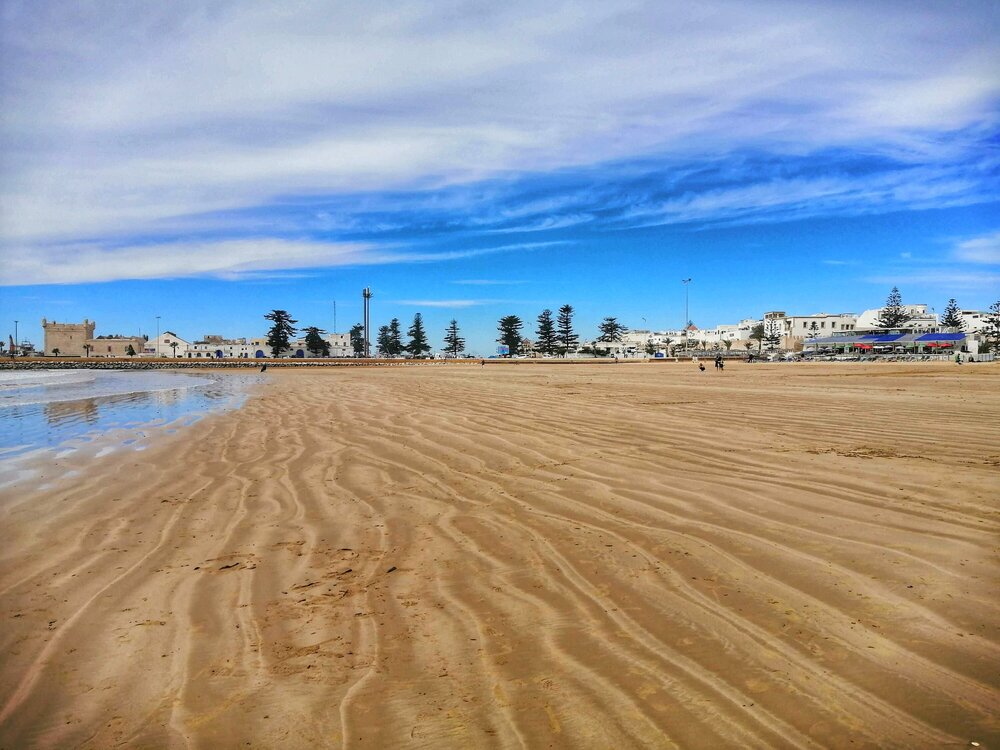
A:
760,311,858,349
855,304,939,332
959,309,990,333
145,331,191,357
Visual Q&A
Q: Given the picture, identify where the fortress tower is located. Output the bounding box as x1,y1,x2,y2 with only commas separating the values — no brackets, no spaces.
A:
42,318,96,357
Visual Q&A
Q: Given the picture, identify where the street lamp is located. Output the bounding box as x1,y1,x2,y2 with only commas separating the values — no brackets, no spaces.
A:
13,320,18,357
682,279,691,349
155,316,161,357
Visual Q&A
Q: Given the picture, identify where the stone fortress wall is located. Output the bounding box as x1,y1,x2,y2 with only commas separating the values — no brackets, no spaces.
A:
42,319,145,358
41,318,95,357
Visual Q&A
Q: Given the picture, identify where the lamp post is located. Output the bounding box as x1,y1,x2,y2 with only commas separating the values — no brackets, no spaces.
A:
13,320,18,357
682,279,691,350
155,316,161,358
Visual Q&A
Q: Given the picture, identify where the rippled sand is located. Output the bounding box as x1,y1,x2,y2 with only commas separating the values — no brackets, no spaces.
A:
1,362,997,748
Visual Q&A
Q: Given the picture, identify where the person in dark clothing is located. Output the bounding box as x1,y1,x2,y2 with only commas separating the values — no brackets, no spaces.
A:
698,362,706,372
714,354,723,370
260,363,267,372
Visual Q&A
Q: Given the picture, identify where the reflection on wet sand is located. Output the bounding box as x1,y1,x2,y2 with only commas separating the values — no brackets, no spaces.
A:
45,398,99,426
2,374,255,459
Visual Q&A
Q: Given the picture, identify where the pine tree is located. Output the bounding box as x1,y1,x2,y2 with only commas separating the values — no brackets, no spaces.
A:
497,315,524,356
443,319,465,356
876,287,910,329
596,317,628,355
406,313,431,357
376,325,392,356
940,298,964,329
388,318,404,356
304,326,331,357
535,309,558,355
349,323,365,356
126,344,136,357
764,320,782,350
982,300,1000,354
265,309,298,358
556,304,578,355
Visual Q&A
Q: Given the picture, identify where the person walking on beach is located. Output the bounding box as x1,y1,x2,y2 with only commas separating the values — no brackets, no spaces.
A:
714,353,723,371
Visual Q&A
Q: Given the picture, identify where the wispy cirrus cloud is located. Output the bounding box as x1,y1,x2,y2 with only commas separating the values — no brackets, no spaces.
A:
866,270,1000,290
0,238,556,286
391,299,492,308
1,1,997,284
953,230,1000,264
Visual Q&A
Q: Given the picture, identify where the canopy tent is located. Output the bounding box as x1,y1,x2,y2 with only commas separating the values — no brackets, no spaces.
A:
803,330,970,352
915,332,965,342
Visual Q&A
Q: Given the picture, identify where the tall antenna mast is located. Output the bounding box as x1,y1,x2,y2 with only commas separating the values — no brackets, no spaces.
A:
362,287,373,357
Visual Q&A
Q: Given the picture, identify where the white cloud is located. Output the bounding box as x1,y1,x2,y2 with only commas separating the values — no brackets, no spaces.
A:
392,299,490,308
954,230,1000,264
0,237,555,286
866,271,1000,290
2,1,997,249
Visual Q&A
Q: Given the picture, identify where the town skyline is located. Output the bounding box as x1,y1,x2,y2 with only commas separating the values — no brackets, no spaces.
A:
22,290,993,360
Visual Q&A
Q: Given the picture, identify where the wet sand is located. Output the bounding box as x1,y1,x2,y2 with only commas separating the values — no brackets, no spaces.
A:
1,362,997,748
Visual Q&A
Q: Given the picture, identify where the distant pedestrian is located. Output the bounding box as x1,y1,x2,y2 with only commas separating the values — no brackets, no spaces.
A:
718,358,724,371
481,359,485,367
260,363,267,372
714,354,723,371
698,362,706,372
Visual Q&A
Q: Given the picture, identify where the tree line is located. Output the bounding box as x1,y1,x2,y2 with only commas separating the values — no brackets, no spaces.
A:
262,289,1000,360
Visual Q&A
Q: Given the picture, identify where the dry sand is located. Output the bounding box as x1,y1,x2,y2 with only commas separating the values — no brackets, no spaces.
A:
1,362,997,749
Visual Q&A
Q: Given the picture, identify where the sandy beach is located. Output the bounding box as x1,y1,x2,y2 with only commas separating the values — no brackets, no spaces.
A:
1,361,997,749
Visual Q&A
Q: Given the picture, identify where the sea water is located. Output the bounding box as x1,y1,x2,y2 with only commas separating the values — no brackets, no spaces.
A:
0,369,257,469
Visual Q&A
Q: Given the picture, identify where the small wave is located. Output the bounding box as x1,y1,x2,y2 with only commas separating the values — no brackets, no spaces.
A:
0,369,96,390
0,371,214,407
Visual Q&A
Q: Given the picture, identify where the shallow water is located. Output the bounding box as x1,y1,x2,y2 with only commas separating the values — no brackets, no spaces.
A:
0,369,256,462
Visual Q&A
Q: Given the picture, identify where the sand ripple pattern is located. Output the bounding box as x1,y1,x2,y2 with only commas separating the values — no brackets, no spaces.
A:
1,363,998,748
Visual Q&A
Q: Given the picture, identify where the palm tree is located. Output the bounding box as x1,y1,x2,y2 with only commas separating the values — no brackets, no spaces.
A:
170,341,179,357
83,344,92,357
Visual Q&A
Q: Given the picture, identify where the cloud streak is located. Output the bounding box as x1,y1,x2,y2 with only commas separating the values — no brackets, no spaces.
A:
954,230,1000,264
1,0,997,283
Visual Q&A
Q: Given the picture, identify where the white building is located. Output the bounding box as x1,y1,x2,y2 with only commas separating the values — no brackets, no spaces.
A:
760,311,858,349
145,331,191,357
854,304,938,332
183,331,356,359
959,309,990,333
185,336,264,359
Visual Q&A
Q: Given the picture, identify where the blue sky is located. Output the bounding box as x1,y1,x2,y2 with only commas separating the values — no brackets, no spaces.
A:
1,0,998,355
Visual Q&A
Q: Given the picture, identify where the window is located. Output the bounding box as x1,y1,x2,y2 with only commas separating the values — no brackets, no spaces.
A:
821,322,826,328
831,322,837,329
